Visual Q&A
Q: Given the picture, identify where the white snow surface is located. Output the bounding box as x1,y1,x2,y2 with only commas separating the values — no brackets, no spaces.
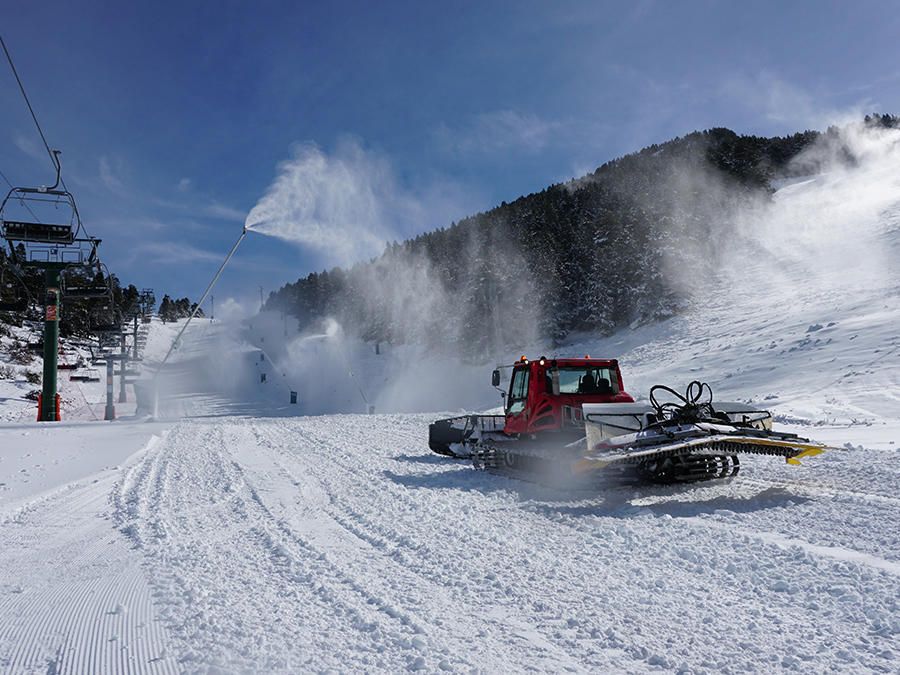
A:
2,161,900,672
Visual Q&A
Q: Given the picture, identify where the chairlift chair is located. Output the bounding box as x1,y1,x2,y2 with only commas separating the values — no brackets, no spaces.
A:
70,368,100,383
62,260,113,300
97,325,121,334
97,329,121,343
91,305,123,336
0,152,101,269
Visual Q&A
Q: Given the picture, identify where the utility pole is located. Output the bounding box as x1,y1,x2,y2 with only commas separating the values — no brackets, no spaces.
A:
210,294,215,322
259,286,264,312
132,314,139,360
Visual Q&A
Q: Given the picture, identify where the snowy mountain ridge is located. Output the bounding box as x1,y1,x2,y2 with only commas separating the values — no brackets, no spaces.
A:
262,119,900,357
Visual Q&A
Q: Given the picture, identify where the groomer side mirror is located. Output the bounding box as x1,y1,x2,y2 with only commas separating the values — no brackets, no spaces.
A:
491,369,501,387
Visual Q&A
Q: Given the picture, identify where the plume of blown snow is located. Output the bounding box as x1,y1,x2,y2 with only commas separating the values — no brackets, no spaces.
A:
245,138,423,267
729,120,900,298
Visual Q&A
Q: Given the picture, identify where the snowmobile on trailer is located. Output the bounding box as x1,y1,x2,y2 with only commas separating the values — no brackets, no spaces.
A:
428,356,829,484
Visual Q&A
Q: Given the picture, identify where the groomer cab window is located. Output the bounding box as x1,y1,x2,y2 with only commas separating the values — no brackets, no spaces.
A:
557,367,618,395
507,366,530,414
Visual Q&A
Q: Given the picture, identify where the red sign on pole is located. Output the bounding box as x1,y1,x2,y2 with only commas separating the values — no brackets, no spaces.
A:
45,305,57,321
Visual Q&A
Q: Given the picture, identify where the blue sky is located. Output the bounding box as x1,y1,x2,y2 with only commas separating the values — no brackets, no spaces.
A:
2,0,899,313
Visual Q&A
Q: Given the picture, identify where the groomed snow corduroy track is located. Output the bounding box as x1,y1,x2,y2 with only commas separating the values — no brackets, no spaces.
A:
0,435,176,674
21,413,884,673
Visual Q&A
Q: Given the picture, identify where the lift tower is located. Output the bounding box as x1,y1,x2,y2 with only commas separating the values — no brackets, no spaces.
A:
0,154,101,420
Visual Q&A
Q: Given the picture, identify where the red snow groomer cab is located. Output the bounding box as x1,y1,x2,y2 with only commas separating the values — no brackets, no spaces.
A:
429,356,633,455
429,356,831,485
501,356,634,434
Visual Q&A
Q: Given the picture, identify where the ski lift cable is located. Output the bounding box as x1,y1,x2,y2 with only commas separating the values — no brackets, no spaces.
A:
1,35,66,185
0,34,89,239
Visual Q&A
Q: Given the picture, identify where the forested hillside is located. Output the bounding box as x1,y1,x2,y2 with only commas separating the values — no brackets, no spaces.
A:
264,116,898,356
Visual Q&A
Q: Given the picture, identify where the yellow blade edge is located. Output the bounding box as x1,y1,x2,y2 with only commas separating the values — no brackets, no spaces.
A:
572,438,831,474
786,446,827,465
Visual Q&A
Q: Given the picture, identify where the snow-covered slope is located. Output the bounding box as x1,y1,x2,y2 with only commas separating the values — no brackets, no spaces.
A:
106,413,900,672
1,139,899,672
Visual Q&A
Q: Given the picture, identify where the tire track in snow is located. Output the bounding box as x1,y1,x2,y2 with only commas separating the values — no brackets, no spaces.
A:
257,422,559,607
259,414,900,672
727,524,900,577
115,421,482,672
519,472,900,575
245,421,594,673
646,471,900,565
96,412,900,672
258,419,638,665
621,472,900,575
250,418,752,671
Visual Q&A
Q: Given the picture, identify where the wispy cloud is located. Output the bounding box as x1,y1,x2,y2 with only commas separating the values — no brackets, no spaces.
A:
12,132,44,162
719,72,870,131
435,109,561,156
93,215,170,232
204,201,246,222
134,241,222,264
99,155,127,195
152,193,246,223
